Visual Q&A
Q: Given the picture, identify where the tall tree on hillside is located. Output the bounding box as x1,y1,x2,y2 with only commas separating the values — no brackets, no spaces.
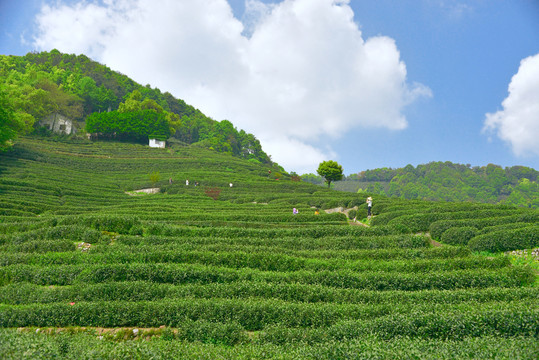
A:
0,86,33,151
317,160,344,188
34,77,83,120
76,76,117,114
118,90,180,135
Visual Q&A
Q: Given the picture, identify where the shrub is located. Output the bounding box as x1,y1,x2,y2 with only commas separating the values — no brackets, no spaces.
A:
430,213,539,240
441,227,478,246
258,305,539,344
177,320,248,345
347,199,363,208
7,239,76,253
430,220,459,240
58,215,141,234
388,213,450,233
370,210,408,226
468,226,539,253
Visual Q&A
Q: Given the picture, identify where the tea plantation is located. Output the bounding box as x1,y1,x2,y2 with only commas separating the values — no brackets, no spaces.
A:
1,137,538,359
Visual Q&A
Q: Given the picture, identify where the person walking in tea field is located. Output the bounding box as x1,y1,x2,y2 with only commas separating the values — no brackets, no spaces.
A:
293,208,298,215
366,196,373,219
186,179,189,186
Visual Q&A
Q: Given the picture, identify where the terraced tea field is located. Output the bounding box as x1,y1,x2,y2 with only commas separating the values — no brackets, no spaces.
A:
0,138,538,359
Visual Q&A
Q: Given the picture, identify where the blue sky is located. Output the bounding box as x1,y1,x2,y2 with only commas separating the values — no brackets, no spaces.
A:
1,0,539,174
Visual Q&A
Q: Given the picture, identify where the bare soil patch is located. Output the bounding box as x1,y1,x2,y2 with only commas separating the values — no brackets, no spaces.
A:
125,188,160,196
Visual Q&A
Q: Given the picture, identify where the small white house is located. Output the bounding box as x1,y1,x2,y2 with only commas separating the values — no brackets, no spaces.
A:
149,138,166,148
39,113,73,134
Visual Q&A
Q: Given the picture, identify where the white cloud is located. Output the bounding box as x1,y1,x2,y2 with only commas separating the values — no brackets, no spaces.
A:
34,1,113,59
261,136,336,174
32,0,430,172
483,53,539,157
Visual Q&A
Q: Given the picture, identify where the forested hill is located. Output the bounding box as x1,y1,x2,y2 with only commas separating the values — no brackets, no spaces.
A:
0,50,272,165
304,161,539,208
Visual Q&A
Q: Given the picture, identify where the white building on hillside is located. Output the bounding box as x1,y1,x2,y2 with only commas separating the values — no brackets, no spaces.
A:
39,113,73,134
149,138,166,148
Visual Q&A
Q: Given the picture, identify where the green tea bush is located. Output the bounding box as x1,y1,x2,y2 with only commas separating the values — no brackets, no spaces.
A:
468,226,539,253
476,222,533,235
0,264,84,286
46,226,102,243
1,296,535,332
388,213,451,232
395,210,538,235
0,225,103,245
1,137,538,357
1,248,500,273
258,305,539,344
441,226,478,246
177,319,248,345
2,263,532,290
1,328,537,359
2,239,76,253
431,213,539,240
0,220,50,235
331,306,539,341
58,215,141,234
430,220,461,240
370,210,408,226
0,245,473,268
3,280,536,307
347,199,363,208
145,223,408,240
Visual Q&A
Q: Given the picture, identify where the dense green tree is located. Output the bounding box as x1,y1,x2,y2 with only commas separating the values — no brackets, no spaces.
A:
358,167,397,182
34,77,83,120
317,160,344,188
86,109,170,142
0,87,19,150
117,90,180,136
76,76,116,113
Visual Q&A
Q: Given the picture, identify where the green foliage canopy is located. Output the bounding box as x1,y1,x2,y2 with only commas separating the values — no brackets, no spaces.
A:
335,161,539,208
0,50,273,165
317,160,344,188
0,86,34,151
86,109,170,142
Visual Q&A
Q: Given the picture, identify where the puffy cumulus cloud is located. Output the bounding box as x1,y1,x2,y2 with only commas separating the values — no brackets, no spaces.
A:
33,1,114,59
484,53,539,157
32,0,430,172
261,136,336,174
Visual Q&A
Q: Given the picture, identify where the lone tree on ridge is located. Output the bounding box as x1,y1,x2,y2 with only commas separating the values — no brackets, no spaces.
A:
317,160,343,188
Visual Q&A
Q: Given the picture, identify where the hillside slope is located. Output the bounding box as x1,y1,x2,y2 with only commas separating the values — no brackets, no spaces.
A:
0,138,538,359
0,50,271,164
321,161,539,208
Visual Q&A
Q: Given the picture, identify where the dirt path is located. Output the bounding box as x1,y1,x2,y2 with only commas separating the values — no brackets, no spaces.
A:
350,221,369,227
324,206,369,227
125,188,160,196
324,206,358,216
430,239,442,247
